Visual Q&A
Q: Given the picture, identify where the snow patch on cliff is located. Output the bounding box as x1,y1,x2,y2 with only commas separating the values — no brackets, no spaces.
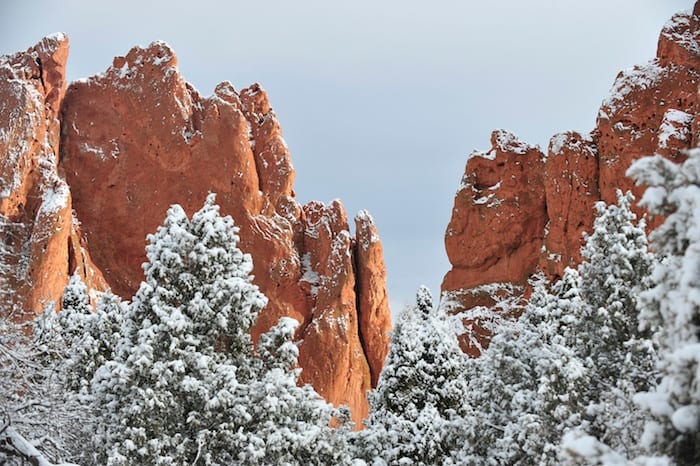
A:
601,60,665,116
549,131,596,157
661,12,700,58
39,182,69,215
300,253,321,298
658,109,692,149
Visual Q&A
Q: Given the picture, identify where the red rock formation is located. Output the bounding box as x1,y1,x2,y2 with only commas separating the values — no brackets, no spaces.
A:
354,210,391,387
297,201,371,423
443,129,547,295
441,130,547,354
597,8,700,214
55,41,391,425
540,131,599,279
441,5,700,355
0,34,106,316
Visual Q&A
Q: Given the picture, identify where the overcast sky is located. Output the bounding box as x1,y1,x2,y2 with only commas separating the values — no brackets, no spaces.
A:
0,1,691,311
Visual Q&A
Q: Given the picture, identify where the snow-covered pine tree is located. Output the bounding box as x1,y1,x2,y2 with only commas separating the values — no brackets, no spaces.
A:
0,299,88,465
564,190,656,457
233,317,351,466
90,194,267,464
460,272,589,465
257,315,300,373
357,286,469,465
61,272,92,314
90,194,344,465
627,150,700,465
58,274,126,395
45,274,128,464
579,190,654,344
370,286,468,419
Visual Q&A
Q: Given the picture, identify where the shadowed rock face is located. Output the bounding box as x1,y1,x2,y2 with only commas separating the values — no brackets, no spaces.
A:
441,4,700,356
0,34,107,315
0,38,391,425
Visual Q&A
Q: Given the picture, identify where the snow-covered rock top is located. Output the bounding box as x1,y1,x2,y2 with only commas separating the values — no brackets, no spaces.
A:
76,40,178,88
661,11,700,58
493,129,539,155
599,61,665,119
355,210,380,250
303,200,348,240
549,131,595,157
467,129,540,163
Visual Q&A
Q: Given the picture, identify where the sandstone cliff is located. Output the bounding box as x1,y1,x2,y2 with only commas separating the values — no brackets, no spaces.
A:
0,38,391,425
441,5,700,356
0,33,107,316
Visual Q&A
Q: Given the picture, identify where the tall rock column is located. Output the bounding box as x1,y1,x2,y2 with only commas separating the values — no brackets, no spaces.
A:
298,201,371,423
539,131,599,279
0,34,105,316
441,129,547,356
354,210,391,387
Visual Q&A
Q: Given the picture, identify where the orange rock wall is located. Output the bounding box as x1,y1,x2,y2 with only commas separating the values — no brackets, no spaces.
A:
0,34,107,316
0,38,391,426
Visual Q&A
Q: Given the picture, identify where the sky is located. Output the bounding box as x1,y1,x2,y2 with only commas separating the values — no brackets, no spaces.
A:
0,1,691,312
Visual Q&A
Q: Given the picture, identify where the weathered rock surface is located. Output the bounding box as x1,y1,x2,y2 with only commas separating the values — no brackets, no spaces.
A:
354,210,392,387
540,131,599,279
441,5,700,355
597,8,700,217
443,129,547,297
297,201,371,422
441,130,547,355
0,37,391,424
53,41,390,424
0,34,106,316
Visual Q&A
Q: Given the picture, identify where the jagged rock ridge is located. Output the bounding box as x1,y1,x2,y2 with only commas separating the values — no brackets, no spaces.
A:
0,37,392,425
441,4,700,356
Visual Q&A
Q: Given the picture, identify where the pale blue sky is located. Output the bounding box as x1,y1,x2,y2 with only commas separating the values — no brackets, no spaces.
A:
0,1,691,311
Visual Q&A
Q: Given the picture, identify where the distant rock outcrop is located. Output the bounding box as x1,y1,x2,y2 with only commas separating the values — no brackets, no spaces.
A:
441,5,700,356
0,38,391,425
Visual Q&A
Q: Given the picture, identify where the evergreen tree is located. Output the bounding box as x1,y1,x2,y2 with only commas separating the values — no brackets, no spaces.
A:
232,317,351,466
58,274,127,395
578,191,654,339
627,150,700,465
357,286,469,465
50,275,127,464
0,298,90,464
370,287,468,419
568,191,656,458
89,194,343,465
461,272,589,465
